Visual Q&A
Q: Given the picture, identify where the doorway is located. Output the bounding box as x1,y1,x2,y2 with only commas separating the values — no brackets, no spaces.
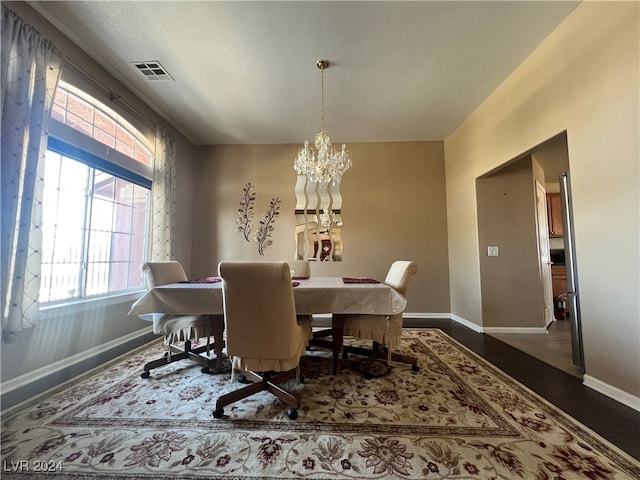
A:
478,132,584,376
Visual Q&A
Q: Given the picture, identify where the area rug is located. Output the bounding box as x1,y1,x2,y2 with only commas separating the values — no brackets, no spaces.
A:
1,329,638,479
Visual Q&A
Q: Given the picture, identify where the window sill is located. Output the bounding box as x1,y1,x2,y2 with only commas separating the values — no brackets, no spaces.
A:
40,290,145,317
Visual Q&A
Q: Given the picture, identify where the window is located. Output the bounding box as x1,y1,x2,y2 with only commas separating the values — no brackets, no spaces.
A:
51,87,152,166
40,84,152,304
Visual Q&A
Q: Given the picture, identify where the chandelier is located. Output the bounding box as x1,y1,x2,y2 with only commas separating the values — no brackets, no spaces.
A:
294,59,352,185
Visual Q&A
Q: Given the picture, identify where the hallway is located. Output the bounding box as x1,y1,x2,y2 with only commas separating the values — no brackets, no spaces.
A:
488,319,583,378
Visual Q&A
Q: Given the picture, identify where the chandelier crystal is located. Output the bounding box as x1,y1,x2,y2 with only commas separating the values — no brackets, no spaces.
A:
294,59,352,185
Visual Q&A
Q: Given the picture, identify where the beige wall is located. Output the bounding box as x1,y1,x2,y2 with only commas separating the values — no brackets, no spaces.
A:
477,156,545,328
191,142,451,314
445,2,639,397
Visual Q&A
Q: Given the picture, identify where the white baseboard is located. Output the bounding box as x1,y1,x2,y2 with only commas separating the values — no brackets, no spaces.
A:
1,326,153,396
315,312,451,322
482,326,548,334
583,375,640,412
449,313,483,333
403,312,450,319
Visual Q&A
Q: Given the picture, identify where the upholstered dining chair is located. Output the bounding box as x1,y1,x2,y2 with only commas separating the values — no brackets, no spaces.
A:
336,261,419,379
139,261,223,378
288,260,311,279
213,261,312,420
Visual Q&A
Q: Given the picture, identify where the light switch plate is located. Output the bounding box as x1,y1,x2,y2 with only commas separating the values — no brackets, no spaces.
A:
488,246,499,257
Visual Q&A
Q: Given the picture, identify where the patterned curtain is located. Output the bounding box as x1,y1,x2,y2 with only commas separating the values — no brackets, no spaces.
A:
1,6,62,343
150,128,176,261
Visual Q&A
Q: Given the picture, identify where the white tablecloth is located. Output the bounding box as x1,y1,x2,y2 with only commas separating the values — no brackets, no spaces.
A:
128,277,406,317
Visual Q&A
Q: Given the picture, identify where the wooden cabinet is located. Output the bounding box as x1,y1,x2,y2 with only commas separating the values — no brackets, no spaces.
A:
546,193,564,237
551,265,567,299
552,264,568,320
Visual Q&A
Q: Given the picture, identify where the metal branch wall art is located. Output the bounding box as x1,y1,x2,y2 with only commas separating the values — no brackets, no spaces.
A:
235,183,281,255
235,182,256,241
255,197,281,256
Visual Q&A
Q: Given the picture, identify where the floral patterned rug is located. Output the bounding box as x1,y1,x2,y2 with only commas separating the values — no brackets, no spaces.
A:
1,329,638,479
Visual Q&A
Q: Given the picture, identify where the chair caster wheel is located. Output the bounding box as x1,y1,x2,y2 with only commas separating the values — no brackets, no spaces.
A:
238,374,250,384
141,371,150,379
411,364,420,372
287,408,298,420
364,371,373,380
213,408,224,418
201,366,210,374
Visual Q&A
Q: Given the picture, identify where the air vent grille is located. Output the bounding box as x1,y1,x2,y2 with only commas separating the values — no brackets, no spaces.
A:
131,61,174,81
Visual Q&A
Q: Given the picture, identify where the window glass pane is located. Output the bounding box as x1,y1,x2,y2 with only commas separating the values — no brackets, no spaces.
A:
51,104,66,123
94,110,116,136
114,177,134,205
93,128,115,148
116,125,134,146
128,262,144,289
112,233,131,262
115,139,134,158
58,158,89,192
43,261,82,302
41,84,151,304
90,197,114,232
93,171,115,200
114,204,132,234
133,139,151,166
85,262,109,296
54,88,68,107
87,229,111,264
109,261,130,291
67,94,93,123
130,233,145,264
66,112,92,137
40,155,149,303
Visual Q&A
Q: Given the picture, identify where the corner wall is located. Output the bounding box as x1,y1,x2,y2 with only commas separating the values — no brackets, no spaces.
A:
445,2,640,399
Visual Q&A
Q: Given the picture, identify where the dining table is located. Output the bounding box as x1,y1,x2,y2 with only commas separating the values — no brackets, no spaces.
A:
129,276,407,373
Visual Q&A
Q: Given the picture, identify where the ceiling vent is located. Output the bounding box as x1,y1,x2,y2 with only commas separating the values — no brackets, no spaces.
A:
131,61,174,81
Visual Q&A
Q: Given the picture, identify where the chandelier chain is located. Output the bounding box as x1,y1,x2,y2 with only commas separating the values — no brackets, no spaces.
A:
320,66,325,132
294,58,352,185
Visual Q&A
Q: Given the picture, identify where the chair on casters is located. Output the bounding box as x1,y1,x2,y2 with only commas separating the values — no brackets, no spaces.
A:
336,261,419,379
139,261,224,378
213,261,312,420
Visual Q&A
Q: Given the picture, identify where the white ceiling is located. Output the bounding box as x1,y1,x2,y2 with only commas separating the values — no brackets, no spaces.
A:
30,1,579,146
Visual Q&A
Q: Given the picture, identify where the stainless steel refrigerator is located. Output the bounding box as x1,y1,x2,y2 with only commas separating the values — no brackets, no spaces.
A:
560,172,585,370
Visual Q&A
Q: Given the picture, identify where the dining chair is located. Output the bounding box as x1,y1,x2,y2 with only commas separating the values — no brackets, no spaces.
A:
139,261,223,378
213,261,312,420
335,261,419,378
288,260,311,278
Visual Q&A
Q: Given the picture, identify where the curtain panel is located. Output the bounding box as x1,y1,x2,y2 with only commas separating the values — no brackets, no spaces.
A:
150,129,176,261
1,5,62,343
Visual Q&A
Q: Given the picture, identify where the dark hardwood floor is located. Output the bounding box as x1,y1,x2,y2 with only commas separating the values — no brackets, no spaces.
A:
401,318,640,461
